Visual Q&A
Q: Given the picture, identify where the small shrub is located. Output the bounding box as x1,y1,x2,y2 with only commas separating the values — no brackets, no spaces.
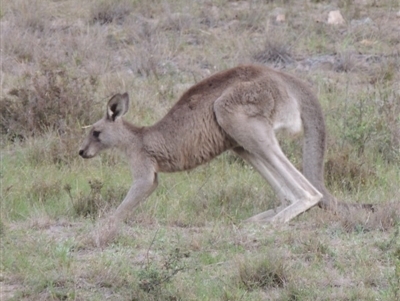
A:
380,221,400,299
29,180,62,204
138,248,188,298
0,62,99,141
339,201,400,233
325,150,376,191
374,86,400,162
332,81,400,163
392,247,400,300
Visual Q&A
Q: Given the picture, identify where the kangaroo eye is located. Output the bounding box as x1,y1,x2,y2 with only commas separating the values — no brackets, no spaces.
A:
93,131,101,138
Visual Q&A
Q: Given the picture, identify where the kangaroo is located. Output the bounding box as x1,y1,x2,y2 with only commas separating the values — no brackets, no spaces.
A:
79,64,339,227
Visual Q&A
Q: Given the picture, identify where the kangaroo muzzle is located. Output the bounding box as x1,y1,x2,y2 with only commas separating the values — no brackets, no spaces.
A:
79,149,92,158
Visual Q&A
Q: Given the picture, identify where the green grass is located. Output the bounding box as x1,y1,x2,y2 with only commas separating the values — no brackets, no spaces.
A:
1,0,400,300
2,144,399,300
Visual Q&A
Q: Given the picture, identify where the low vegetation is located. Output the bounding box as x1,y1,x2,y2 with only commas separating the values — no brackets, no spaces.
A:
1,0,399,300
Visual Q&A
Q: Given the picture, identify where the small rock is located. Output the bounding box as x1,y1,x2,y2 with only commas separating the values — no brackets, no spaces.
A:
276,14,285,23
328,10,345,25
360,39,375,46
210,5,220,20
397,11,400,18
351,17,373,26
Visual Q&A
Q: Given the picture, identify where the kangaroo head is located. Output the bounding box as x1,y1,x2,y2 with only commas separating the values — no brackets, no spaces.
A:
79,93,130,159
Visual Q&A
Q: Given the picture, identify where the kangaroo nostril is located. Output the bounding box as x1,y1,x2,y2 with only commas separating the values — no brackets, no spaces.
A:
79,150,84,157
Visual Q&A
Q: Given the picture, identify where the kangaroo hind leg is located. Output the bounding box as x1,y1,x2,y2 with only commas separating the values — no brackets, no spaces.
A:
233,147,290,221
214,97,322,225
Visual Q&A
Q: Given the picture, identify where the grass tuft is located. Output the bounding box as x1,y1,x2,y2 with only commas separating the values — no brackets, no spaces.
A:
236,254,287,291
0,218,5,237
252,38,293,67
90,0,133,25
66,180,104,218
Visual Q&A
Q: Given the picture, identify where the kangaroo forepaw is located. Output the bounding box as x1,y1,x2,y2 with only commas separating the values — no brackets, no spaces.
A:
84,218,120,248
95,225,118,247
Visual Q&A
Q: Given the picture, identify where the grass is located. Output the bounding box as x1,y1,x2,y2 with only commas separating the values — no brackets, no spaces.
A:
1,0,400,300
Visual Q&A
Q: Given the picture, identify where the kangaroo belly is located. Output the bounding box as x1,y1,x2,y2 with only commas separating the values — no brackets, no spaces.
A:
179,124,235,171
147,104,235,172
273,93,303,135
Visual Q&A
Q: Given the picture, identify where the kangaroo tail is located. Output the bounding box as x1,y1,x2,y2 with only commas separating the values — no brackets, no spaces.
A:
300,93,375,212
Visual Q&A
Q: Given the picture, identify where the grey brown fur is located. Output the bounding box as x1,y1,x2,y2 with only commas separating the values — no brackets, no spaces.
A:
79,65,338,228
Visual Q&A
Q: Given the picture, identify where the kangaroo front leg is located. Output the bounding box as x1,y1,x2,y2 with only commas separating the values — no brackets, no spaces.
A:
112,173,158,223
95,171,158,247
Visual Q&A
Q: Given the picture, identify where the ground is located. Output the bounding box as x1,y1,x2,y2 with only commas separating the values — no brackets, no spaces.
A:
1,0,400,300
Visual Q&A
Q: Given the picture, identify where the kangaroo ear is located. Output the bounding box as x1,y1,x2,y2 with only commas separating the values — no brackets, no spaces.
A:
106,93,130,121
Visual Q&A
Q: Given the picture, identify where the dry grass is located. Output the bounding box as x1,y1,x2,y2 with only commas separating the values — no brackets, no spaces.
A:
1,0,400,300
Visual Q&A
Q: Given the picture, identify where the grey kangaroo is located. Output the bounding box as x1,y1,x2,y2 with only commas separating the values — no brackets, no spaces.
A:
79,64,340,228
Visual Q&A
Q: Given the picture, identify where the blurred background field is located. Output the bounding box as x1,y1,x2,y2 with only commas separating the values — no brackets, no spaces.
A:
1,0,399,300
